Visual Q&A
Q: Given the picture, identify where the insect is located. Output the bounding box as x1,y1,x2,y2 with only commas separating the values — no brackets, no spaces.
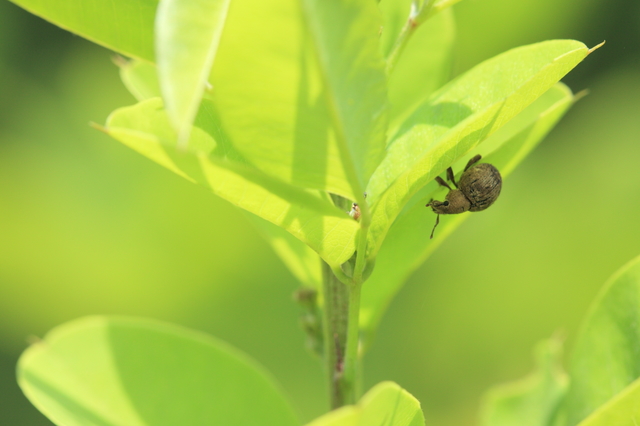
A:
426,154,502,239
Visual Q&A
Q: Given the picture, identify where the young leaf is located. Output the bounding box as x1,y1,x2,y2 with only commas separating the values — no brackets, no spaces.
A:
104,98,358,268
209,0,386,200
360,83,575,344
562,254,640,425
382,7,456,129
365,40,593,260
155,0,231,146
305,381,424,426
575,377,640,426
479,339,568,426
119,59,162,102
8,0,156,61
18,316,299,426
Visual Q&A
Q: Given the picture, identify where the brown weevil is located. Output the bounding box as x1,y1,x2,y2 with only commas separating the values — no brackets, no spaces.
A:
426,154,502,239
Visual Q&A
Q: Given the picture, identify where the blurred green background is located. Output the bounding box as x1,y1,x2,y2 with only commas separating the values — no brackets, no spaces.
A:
0,0,638,425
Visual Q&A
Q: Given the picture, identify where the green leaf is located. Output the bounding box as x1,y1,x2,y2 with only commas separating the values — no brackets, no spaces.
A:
562,254,640,425
382,6,456,129
209,0,386,199
575,377,640,426
104,98,358,268
365,40,592,260
479,338,568,426
301,0,388,195
18,316,298,426
155,0,231,146
118,59,161,102
244,211,323,290
360,83,575,343
8,0,157,61
305,381,424,426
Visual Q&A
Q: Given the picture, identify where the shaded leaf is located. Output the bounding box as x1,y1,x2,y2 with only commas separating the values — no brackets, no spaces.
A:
301,0,388,195
360,83,574,343
381,5,455,129
209,0,385,199
562,254,640,425
306,381,424,426
104,98,358,267
155,0,231,145
8,0,157,61
18,316,298,426
244,211,323,290
479,338,568,426
365,40,592,260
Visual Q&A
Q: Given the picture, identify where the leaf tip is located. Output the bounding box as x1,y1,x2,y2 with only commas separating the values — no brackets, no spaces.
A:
588,41,606,54
572,89,590,103
89,121,108,134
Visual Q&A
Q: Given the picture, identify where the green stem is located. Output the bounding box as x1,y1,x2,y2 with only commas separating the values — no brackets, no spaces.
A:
385,0,436,76
341,281,362,402
321,261,350,409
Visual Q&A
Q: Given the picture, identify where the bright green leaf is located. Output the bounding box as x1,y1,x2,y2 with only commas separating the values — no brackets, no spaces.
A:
365,40,592,260
383,7,456,129
576,376,640,426
479,338,568,426
209,0,385,199
18,316,298,426
155,0,231,146
562,254,640,425
8,0,157,61
301,0,388,196
305,381,424,426
360,83,574,342
118,59,161,102
104,98,359,267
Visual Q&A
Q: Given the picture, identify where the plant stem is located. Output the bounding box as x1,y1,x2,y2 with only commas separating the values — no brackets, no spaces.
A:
321,261,350,408
341,281,362,401
385,0,436,76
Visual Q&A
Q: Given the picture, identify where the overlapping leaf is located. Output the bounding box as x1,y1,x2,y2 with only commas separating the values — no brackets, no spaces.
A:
18,316,298,426
209,0,386,200
119,59,161,102
562,254,640,425
104,98,359,267
8,0,157,61
379,4,455,129
365,40,593,261
360,83,575,343
155,0,231,145
305,381,424,426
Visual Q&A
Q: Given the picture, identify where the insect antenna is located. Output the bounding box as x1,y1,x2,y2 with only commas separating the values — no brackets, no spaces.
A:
430,214,440,239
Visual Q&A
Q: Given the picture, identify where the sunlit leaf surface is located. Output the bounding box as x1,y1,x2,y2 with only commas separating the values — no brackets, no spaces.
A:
18,317,298,426
8,0,157,60
360,83,575,342
105,98,359,267
155,0,230,145
305,381,424,426
365,40,590,260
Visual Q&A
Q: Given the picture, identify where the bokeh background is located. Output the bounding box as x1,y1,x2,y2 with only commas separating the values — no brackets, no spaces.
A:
1,0,638,424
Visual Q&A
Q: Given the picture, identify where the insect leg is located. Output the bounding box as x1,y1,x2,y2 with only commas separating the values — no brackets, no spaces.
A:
464,154,482,171
435,176,452,190
430,214,440,239
446,167,458,188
